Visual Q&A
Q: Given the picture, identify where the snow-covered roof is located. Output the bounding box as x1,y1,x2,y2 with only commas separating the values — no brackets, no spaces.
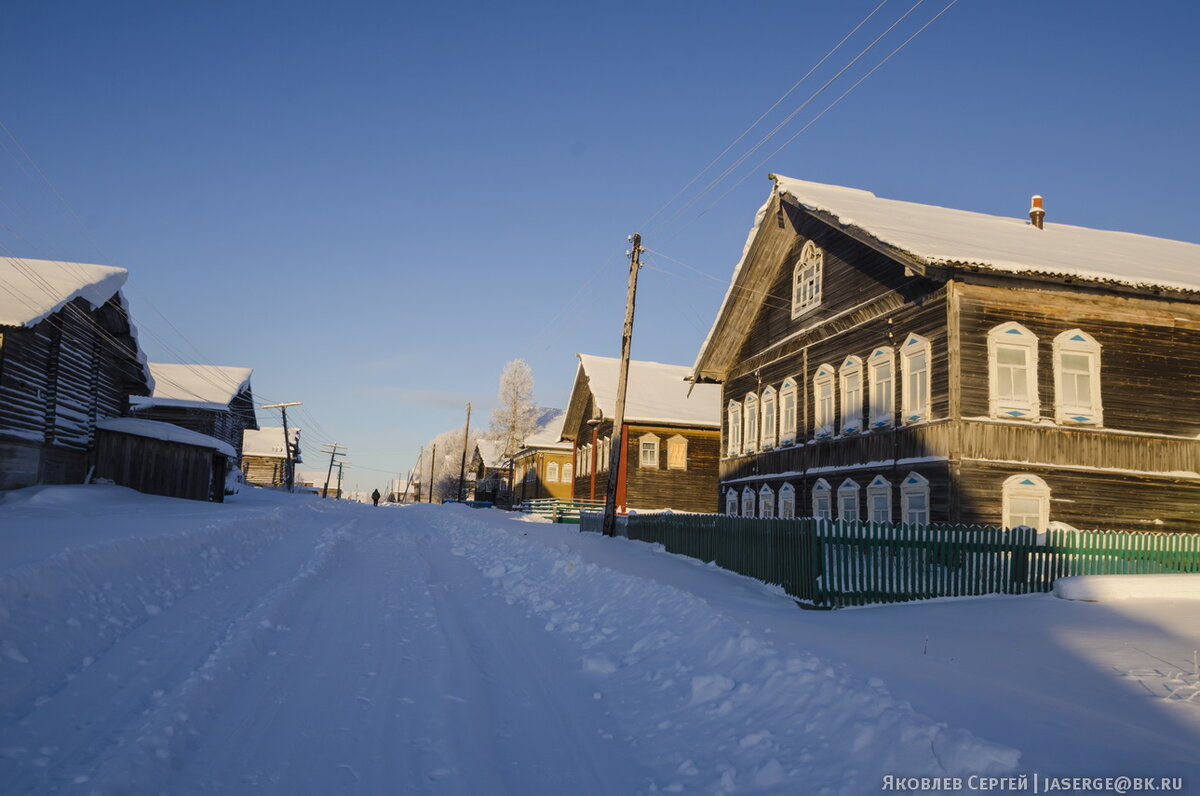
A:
96,418,236,459
570,354,721,429
0,257,129,328
475,439,505,468
242,426,301,458
522,408,571,450
130,363,253,411
772,176,1200,293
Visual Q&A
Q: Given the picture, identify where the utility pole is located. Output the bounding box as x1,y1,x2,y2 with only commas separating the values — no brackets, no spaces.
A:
321,443,346,498
603,234,643,537
428,443,437,503
457,402,472,502
262,402,302,492
335,461,349,500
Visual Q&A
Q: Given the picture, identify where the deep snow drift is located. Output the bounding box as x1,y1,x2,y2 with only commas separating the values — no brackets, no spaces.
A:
1,487,1197,794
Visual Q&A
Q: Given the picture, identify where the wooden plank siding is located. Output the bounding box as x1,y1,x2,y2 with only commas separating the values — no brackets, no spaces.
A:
512,450,573,503
93,429,226,502
1,296,147,489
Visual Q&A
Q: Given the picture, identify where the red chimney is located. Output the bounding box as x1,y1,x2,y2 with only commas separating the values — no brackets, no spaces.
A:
1029,195,1045,229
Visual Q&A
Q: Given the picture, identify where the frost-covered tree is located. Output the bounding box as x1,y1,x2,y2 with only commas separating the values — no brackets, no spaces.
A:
489,359,538,459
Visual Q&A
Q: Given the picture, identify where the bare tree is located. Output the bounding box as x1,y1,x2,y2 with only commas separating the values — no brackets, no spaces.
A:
488,359,538,459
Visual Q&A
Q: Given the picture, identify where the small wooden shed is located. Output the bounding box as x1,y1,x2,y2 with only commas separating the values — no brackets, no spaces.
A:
93,418,234,502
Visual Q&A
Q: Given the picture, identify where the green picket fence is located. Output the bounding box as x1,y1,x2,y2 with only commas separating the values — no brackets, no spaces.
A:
519,498,606,524
579,513,1200,608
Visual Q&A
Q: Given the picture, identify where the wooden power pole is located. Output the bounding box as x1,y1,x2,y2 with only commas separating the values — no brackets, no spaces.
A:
602,234,643,537
428,443,437,502
262,402,301,492
321,443,346,498
457,402,472,501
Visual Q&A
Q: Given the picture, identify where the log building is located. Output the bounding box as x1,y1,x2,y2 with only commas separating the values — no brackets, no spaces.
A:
691,177,1200,532
129,363,258,460
562,354,722,514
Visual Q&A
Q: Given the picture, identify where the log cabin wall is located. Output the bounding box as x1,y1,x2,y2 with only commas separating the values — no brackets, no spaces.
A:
93,429,224,502
242,455,287,487
1,296,146,489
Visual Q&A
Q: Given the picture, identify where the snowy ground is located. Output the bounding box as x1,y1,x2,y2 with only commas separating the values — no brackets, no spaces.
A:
1,487,1196,795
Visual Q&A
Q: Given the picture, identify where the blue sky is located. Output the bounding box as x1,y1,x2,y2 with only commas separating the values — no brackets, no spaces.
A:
3,1,1198,489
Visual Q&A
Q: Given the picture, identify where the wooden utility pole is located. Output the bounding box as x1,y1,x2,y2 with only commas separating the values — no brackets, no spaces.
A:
457,402,472,501
428,443,437,502
335,461,349,500
262,402,301,492
603,234,643,537
321,443,346,498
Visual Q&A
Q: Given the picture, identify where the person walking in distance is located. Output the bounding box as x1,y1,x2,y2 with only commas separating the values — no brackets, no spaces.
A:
371,488,381,507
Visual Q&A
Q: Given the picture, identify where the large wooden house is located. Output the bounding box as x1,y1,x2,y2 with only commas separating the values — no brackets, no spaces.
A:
0,257,151,489
510,409,574,504
562,354,722,513
691,176,1200,532
129,363,258,459
241,426,302,487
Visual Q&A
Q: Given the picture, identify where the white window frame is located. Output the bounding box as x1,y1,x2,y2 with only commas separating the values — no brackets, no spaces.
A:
562,462,573,482
900,472,930,525
599,437,608,472
1053,330,1103,426
779,483,796,519
791,240,824,318
868,347,895,429
812,478,833,521
546,461,559,483
866,475,892,524
1002,473,1050,531
727,400,742,457
988,322,1040,420
780,378,799,445
837,478,860,521
725,487,739,516
743,393,759,454
741,486,756,518
839,356,864,434
813,365,836,438
760,386,777,449
666,434,688,470
900,333,932,424
638,433,659,468
759,484,775,518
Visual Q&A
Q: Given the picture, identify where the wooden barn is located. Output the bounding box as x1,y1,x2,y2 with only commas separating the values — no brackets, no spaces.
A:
241,426,302,487
510,409,574,504
562,354,722,513
0,257,151,490
129,363,258,459
691,176,1200,532
93,418,234,502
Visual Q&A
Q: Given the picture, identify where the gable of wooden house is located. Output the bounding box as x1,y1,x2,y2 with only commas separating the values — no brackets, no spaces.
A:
129,363,258,457
0,256,151,489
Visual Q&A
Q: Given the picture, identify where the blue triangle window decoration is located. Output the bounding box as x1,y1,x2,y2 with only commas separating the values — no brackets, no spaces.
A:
1070,334,1086,341
906,477,918,484
1006,410,1025,417
1005,328,1023,335
1020,479,1036,486
907,337,919,346
1071,415,1090,423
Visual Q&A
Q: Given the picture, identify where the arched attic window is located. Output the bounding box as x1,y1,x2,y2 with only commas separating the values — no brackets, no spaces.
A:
791,240,824,318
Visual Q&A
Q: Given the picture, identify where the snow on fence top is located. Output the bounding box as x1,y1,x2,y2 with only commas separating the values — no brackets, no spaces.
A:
576,354,721,427
0,256,129,328
242,426,300,458
97,417,237,458
772,176,1200,294
131,363,254,411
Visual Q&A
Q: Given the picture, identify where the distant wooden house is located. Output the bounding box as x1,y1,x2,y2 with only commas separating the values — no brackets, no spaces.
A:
295,470,339,498
470,439,508,504
0,257,151,490
691,176,1200,532
562,355,722,513
93,418,234,502
129,363,258,459
510,409,574,504
242,426,302,487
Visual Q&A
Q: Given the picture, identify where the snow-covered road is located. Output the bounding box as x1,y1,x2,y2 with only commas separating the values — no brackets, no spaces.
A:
1,487,1196,794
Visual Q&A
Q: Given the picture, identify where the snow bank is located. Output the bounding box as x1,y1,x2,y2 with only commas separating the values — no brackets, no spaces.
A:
1053,574,1200,601
427,506,1019,794
0,502,292,718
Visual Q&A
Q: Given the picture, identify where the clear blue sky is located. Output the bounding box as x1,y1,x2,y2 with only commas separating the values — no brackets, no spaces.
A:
3,1,1198,489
